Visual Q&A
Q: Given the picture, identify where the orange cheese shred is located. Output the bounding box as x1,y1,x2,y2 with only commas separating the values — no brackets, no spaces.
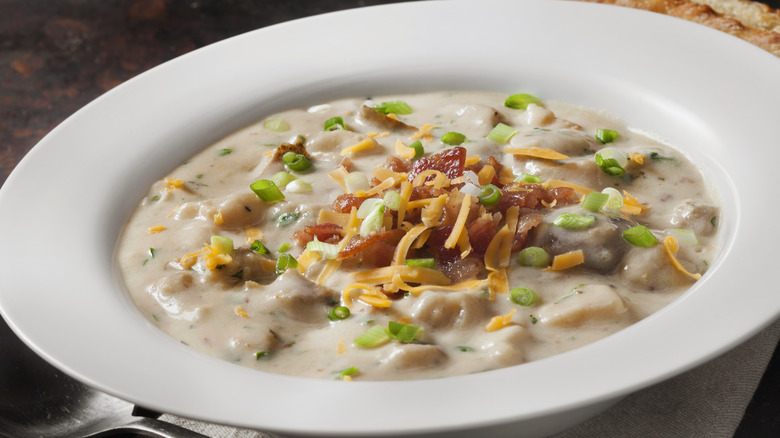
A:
547,250,585,271
663,236,702,280
504,147,570,160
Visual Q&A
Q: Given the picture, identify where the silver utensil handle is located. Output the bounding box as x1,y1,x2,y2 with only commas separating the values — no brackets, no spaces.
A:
84,417,213,438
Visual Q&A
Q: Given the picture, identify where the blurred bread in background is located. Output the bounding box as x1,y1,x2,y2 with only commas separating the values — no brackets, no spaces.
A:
580,0,780,56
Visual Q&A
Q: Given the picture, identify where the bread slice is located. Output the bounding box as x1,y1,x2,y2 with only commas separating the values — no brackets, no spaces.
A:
579,0,780,57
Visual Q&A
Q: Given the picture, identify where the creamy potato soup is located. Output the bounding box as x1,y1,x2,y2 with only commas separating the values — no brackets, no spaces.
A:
117,91,719,381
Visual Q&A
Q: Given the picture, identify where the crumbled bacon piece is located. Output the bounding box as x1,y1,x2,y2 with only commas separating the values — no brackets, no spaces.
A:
467,217,497,256
292,223,343,246
427,225,482,282
385,156,410,172
407,146,466,183
338,229,404,260
331,194,374,213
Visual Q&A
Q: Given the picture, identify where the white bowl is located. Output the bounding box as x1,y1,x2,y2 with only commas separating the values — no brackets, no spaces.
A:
2,1,780,436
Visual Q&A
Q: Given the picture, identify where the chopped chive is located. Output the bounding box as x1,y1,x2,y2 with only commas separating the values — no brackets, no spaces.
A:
594,147,628,177
250,240,270,255
286,179,312,194
282,152,312,172
354,325,391,348
345,172,371,193
149,248,157,258
601,187,624,211
404,258,435,269
255,351,271,360
517,246,550,268
359,201,385,237
328,306,351,321
623,225,658,247
277,242,291,253
275,253,298,275
264,118,289,132
271,171,297,188
478,184,502,207
516,173,542,183
306,238,339,259
338,366,358,379
441,132,466,145
373,100,412,115
581,192,610,212
383,190,401,210
409,140,424,160
324,116,345,131
553,213,595,230
250,179,285,202
595,128,619,144
210,235,234,254
505,93,543,110
387,321,422,343
276,212,300,227
487,123,518,143
510,287,541,306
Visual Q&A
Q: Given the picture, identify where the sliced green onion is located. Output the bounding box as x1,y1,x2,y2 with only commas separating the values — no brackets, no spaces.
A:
328,306,351,321
387,321,422,343
338,366,358,379
404,258,435,269
409,140,424,160
383,190,401,210
359,201,385,237
478,184,502,207
517,247,550,268
345,172,371,193
487,123,518,143
271,171,296,188
373,100,412,115
276,212,300,227
282,152,312,172
324,116,345,131
441,132,466,145
602,187,624,211
306,238,339,260
623,225,658,247
277,242,291,253
219,148,233,156
250,179,285,202
286,179,312,194
254,350,271,360
595,128,619,144
553,213,595,230
356,198,385,219
264,118,289,132
354,325,391,348
581,192,609,212
516,173,542,184
666,228,698,246
505,93,543,110
510,287,541,306
210,235,234,254
274,253,298,275
595,147,628,176
250,240,270,255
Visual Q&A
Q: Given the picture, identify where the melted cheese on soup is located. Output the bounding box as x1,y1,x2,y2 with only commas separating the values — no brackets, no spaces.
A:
116,91,720,381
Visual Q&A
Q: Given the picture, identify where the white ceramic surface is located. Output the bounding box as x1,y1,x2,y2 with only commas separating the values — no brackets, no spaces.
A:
2,1,780,436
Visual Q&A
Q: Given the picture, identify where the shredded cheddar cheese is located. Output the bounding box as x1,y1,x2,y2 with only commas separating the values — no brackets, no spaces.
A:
340,137,376,156
485,308,517,332
663,236,702,280
410,124,435,141
504,147,570,160
547,250,585,271
148,225,166,234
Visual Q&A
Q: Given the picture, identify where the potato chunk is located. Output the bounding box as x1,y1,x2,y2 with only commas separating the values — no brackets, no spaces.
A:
537,284,628,327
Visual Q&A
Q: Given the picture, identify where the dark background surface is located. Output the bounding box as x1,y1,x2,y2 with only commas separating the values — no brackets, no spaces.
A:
1,0,778,437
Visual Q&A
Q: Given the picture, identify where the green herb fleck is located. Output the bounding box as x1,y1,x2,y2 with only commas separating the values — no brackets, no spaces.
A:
219,148,233,156
276,212,300,227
